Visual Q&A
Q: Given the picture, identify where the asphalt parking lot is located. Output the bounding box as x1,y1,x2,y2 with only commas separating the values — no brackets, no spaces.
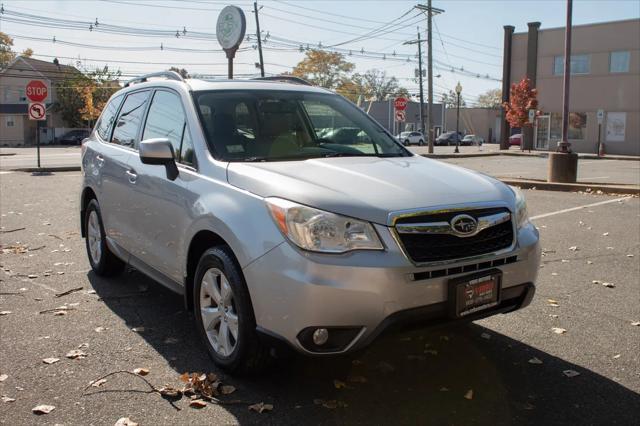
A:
0,171,638,425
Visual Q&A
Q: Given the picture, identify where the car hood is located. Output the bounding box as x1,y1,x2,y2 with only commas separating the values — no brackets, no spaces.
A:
226,155,513,225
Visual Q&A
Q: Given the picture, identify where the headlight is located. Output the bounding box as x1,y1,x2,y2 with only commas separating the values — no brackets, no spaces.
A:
511,186,529,228
266,198,384,253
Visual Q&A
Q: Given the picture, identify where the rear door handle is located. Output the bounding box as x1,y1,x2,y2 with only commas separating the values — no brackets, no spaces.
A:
96,155,105,167
125,169,138,184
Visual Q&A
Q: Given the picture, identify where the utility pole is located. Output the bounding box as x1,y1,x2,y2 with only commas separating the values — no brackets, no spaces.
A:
403,30,425,134
253,1,265,77
415,2,444,153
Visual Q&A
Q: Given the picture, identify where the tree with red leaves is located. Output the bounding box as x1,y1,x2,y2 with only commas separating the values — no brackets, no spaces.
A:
503,77,539,129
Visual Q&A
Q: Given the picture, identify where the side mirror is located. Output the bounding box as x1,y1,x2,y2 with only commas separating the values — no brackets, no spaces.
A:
139,138,179,180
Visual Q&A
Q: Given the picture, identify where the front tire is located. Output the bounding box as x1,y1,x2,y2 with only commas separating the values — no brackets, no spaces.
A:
194,246,270,374
418,139,425,146
84,199,125,276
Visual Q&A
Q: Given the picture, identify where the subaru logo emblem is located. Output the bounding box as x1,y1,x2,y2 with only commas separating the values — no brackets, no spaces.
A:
450,214,478,236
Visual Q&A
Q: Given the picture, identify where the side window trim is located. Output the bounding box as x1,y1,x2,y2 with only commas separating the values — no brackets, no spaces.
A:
109,89,151,150
96,94,124,144
141,88,197,168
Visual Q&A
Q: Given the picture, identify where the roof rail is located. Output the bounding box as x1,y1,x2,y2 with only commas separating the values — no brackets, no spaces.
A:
124,71,184,87
253,75,312,86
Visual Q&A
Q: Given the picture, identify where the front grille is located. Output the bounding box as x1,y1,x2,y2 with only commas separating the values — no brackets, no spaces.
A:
395,208,514,263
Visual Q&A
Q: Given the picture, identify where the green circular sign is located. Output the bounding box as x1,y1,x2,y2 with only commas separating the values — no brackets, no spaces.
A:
216,5,246,50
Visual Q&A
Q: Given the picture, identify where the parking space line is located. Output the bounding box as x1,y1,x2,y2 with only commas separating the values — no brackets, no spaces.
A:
530,196,632,220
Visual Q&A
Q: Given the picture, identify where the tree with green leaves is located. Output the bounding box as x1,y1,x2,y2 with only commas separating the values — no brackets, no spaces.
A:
55,66,122,128
169,67,189,79
440,89,466,109
292,49,355,90
0,32,34,68
476,88,502,108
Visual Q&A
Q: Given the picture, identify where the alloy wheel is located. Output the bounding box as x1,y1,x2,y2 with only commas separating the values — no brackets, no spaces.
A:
87,210,102,265
199,268,239,357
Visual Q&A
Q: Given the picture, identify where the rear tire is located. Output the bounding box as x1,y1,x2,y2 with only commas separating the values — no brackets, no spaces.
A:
194,246,271,374
84,199,125,276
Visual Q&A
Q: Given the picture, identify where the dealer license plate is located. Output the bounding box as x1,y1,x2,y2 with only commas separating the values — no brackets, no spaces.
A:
449,271,501,318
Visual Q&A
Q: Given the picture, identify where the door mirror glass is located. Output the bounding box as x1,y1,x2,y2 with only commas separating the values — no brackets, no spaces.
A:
139,138,179,180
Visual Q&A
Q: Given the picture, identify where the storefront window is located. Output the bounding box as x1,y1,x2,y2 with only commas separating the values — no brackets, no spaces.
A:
549,112,587,140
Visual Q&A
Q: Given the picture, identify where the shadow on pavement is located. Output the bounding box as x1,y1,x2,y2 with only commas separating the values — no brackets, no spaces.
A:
87,270,639,425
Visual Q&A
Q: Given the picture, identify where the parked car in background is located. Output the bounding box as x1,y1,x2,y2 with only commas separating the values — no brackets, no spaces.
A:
81,72,539,374
396,131,425,146
435,131,462,146
509,133,522,146
59,129,91,145
461,134,484,146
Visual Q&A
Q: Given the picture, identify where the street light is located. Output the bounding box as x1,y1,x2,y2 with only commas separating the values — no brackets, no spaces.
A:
454,81,462,154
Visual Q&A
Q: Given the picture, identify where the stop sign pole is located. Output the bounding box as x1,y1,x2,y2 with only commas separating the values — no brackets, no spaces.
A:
26,80,48,169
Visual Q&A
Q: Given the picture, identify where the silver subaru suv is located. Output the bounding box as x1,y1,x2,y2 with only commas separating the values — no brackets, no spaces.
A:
80,71,540,373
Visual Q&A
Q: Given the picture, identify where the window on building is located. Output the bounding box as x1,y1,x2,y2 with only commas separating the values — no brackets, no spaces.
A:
610,51,630,73
5,116,15,127
142,90,194,166
549,112,587,140
111,90,150,148
554,55,590,75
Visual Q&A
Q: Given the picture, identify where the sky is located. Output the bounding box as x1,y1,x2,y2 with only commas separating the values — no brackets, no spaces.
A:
1,0,639,105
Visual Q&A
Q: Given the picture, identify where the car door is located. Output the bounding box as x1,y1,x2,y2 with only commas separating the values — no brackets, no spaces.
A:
125,89,197,283
106,89,152,254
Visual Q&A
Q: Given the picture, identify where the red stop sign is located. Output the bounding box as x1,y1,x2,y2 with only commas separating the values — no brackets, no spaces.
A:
394,97,407,111
26,80,48,102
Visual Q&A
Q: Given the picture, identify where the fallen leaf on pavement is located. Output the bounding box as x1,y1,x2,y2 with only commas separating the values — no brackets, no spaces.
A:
569,246,578,251
528,357,543,365
524,402,535,410
87,290,97,295
347,375,367,383
42,358,59,365
1,396,16,403
158,386,182,398
114,418,138,426
27,274,38,279
464,389,473,400
592,280,602,285
95,327,107,333
480,332,491,339
66,349,87,359
631,321,640,326
602,282,615,288
53,310,67,316
131,327,145,332
133,368,149,376
78,343,89,349
627,254,634,258
547,299,559,307
552,327,567,334
613,354,621,359
602,232,609,236
549,314,559,318
333,380,348,389
563,370,580,378
551,272,559,276
375,361,395,373
32,404,55,414
586,261,594,265
189,399,207,409
439,387,449,392
0,311,11,316
0,374,7,382
91,379,107,387
249,402,274,413
221,385,236,395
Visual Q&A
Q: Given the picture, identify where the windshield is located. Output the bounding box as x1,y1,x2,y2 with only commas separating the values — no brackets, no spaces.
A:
193,90,409,161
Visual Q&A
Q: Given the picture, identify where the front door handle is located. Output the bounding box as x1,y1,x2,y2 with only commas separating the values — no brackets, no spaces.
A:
125,169,138,184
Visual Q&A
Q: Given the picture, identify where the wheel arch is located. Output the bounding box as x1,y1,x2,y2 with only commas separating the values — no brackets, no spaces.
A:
80,186,98,238
184,230,241,312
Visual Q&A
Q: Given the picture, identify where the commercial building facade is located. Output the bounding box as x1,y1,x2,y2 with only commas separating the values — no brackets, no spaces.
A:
366,100,445,136
502,18,640,155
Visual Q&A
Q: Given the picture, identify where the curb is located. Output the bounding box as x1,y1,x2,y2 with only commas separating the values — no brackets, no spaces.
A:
12,166,81,172
421,152,640,161
500,179,640,195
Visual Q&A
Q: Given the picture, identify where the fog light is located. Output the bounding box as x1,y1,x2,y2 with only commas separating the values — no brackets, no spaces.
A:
312,328,329,345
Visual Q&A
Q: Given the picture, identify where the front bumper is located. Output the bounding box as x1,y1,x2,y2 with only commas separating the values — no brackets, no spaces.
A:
242,221,540,355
